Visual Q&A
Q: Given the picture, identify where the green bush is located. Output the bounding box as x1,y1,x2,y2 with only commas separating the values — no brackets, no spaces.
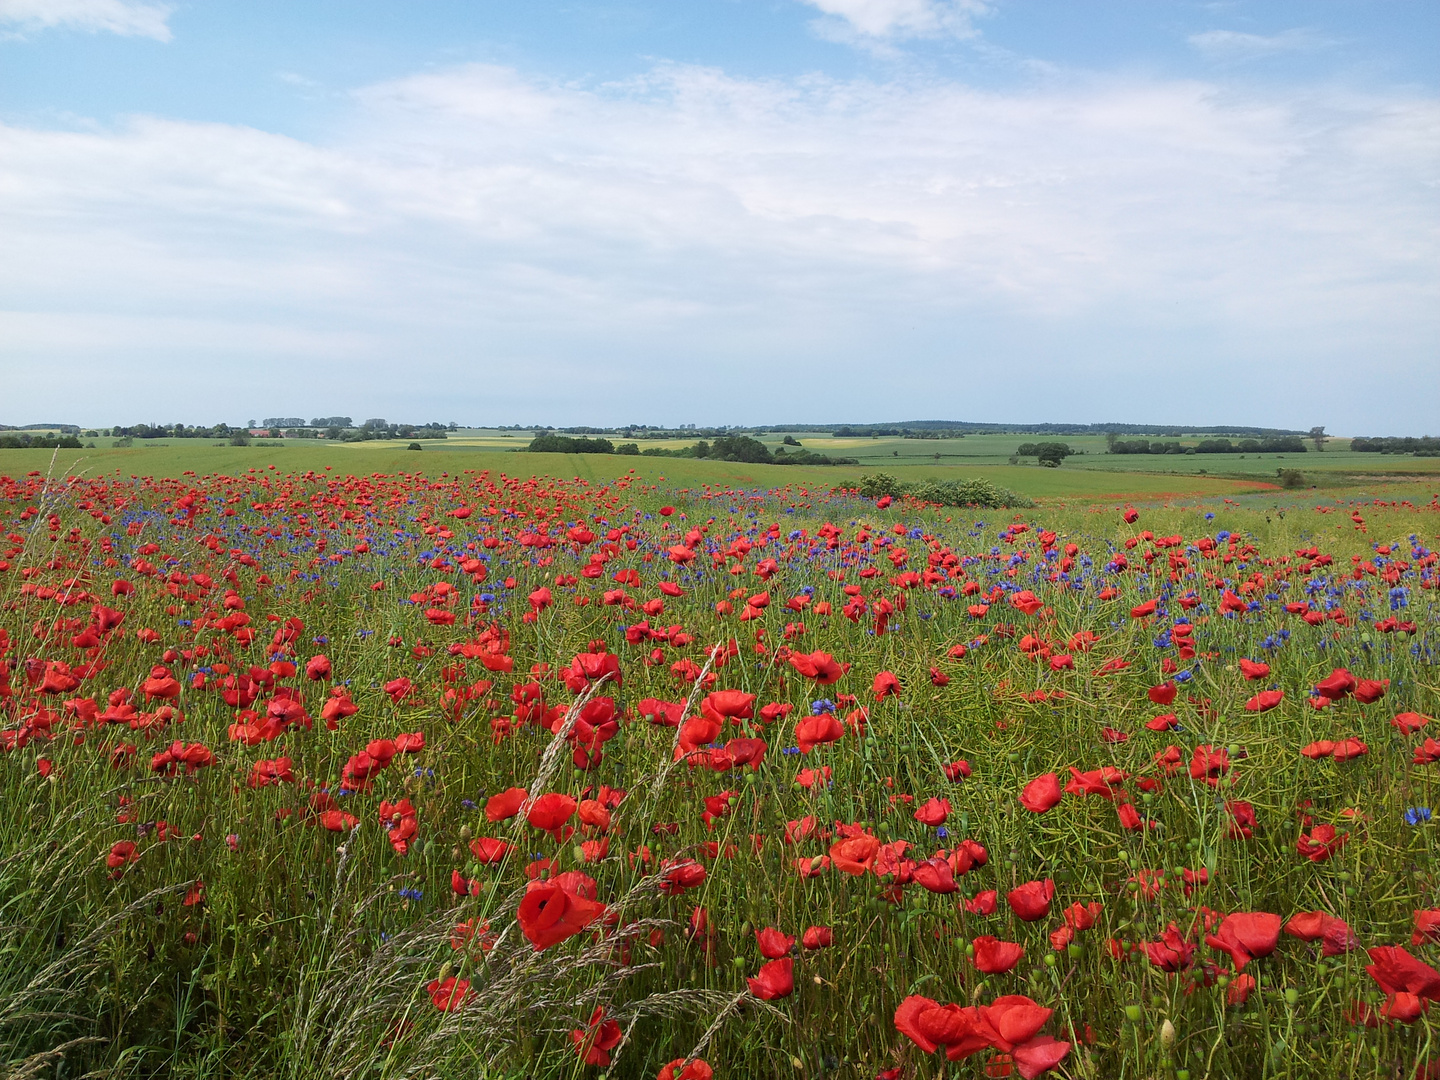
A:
856,472,1032,508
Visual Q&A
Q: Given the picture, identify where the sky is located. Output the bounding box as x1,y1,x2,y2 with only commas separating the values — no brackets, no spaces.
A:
0,1,1436,434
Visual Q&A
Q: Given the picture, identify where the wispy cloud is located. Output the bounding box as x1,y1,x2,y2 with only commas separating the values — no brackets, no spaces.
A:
799,0,990,43
1188,28,1330,60
0,0,172,41
0,63,1435,427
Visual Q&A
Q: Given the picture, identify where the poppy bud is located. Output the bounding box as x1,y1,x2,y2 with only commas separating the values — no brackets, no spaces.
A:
1160,1019,1176,1048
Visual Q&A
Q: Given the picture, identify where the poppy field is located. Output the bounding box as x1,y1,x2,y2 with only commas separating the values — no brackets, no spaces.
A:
1,464,1438,1080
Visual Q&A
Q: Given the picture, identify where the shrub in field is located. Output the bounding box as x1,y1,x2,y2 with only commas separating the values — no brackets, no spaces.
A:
0,470,1436,1079
858,472,1033,509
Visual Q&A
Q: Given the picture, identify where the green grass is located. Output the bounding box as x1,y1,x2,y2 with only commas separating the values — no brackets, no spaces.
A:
13,431,1437,507
0,462,1437,1079
0,442,1388,505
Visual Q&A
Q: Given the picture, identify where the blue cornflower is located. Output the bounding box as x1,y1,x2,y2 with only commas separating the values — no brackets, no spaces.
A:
935,826,949,840
811,699,836,714
1405,807,1432,826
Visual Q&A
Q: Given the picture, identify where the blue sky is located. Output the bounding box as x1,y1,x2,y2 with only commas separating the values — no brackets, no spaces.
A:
1,0,1436,433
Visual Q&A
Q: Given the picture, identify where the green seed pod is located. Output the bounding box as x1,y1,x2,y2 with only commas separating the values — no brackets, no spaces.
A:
1124,1004,1142,1022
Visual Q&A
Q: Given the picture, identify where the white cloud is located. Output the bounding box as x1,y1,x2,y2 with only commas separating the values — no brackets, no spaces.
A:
1189,28,1329,60
0,0,171,40
799,0,989,42
0,63,1435,428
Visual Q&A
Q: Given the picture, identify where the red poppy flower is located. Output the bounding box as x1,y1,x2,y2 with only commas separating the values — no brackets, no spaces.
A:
788,649,850,684
1355,678,1387,704
1064,767,1126,800
516,877,606,951
802,925,833,949
1244,690,1283,712
570,1006,623,1065
485,786,528,822
795,713,844,753
1147,682,1176,705
1007,879,1054,922
872,670,901,701
701,689,756,725
914,857,958,894
1204,912,1281,971
657,1059,712,1080
657,860,707,895
1314,668,1357,701
1412,910,1440,947
829,832,880,876
1296,824,1347,862
469,837,511,863
973,936,1025,974
526,792,577,835
756,926,795,958
960,889,997,916
1188,745,1230,784
747,957,793,999
1366,946,1440,999
107,840,138,870
1225,800,1256,839
1141,924,1195,972
1018,773,1062,813
914,797,951,826
1392,712,1430,734
426,976,472,1011
1238,658,1270,680
1284,911,1358,955
1227,973,1256,1006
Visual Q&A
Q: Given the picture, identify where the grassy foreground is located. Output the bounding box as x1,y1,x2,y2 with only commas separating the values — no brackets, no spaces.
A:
0,465,1437,1079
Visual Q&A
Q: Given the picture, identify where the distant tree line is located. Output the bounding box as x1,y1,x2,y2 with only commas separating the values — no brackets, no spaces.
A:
526,433,855,465
0,433,83,449
112,423,243,440
1107,435,1307,455
103,419,452,442
1351,436,1440,456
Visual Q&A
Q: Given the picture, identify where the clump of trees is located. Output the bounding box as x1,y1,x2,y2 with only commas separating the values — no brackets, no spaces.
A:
1015,441,1076,466
857,472,1032,509
526,434,617,454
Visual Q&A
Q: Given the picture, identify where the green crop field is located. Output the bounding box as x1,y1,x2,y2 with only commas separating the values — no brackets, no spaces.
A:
1,454,1437,1080
6,436,1436,508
